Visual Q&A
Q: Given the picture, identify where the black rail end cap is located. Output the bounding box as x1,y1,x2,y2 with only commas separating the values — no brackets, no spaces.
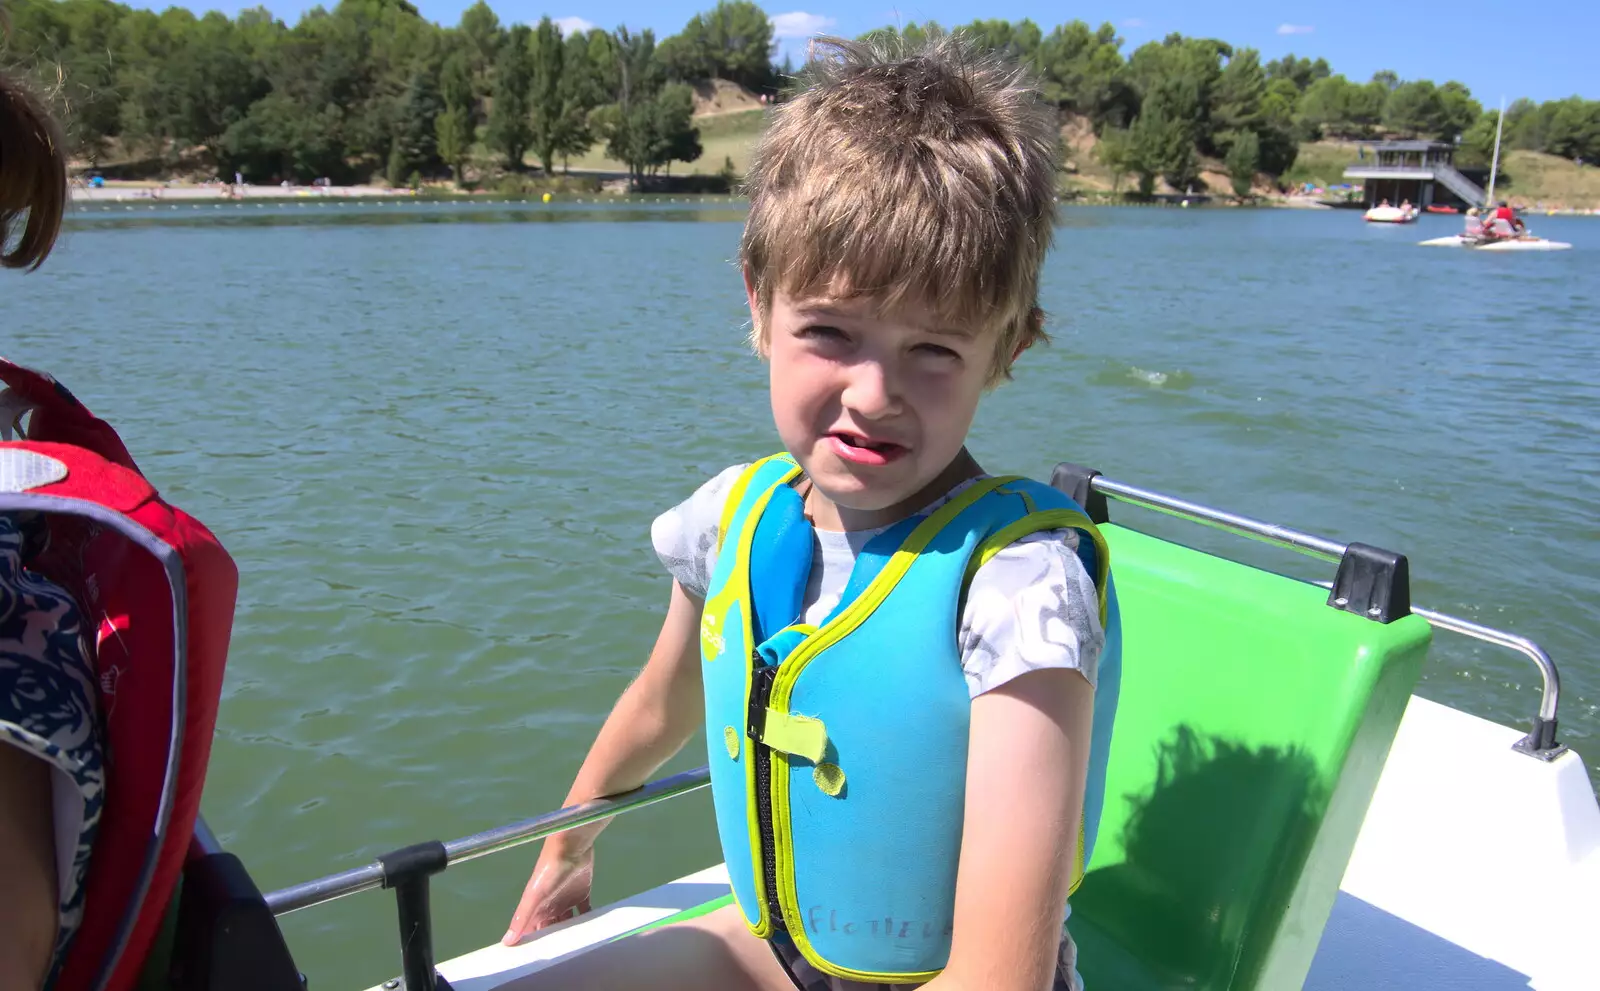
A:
1328,542,1411,623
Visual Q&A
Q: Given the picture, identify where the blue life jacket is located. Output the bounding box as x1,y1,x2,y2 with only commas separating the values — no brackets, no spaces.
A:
699,453,1121,983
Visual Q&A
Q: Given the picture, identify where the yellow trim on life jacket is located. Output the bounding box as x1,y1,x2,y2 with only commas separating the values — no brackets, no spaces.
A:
707,467,799,940
765,475,1015,983
715,454,798,555
965,508,1111,628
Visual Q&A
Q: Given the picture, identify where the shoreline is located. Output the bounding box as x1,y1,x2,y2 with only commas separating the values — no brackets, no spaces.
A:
68,183,1600,216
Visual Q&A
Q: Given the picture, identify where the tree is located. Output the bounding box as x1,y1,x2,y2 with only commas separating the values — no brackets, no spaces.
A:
1436,81,1481,142
1457,111,1499,166
959,18,1043,66
1256,78,1300,176
1127,34,1228,153
487,23,533,169
1539,98,1600,161
1504,98,1543,150
595,26,665,186
388,67,441,184
1295,75,1349,138
1211,48,1265,153
436,50,475,180
1093,125,1135,193
528,16,563,174
1225,129,1259,198
1265,53,1330,92
659,1,772,91
457,0,503,93
1127,80,1197,194
550,27,604,171
1383,80,1445,137
1035,21,1133,127
653,81,702,173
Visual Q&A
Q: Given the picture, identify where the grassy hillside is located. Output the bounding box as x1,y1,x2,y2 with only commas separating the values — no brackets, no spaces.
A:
547,95,1600,208
562,107,766,176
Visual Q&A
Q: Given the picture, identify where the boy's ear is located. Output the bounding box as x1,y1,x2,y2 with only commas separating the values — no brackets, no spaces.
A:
743,265,766,350
1010,306,1045,365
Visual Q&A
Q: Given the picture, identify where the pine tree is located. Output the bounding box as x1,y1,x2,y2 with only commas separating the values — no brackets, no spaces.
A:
528,17,565,174
487,24,535,170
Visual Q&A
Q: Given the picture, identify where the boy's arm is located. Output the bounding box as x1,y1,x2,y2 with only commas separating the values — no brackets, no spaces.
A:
550,579,707,837
930,667,1095,991
504,579,706,942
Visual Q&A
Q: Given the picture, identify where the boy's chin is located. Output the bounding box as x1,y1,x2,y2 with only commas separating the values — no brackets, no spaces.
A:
808,467,922,513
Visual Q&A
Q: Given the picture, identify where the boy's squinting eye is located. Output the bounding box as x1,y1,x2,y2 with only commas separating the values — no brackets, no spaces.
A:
800,324,848,342
914,342,962,360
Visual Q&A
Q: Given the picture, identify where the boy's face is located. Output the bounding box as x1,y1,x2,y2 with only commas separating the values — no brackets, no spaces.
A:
753,282,996,530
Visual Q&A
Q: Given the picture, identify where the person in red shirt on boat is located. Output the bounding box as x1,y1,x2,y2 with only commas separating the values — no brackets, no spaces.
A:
1485,200,1525,239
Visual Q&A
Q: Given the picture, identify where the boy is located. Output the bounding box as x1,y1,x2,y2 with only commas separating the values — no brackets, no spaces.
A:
503,35,1119,991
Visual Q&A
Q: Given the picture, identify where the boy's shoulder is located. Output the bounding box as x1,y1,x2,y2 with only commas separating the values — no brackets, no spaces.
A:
650,463,751,600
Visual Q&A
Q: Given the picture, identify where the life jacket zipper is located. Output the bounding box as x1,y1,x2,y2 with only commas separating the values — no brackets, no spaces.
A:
749,662,785,930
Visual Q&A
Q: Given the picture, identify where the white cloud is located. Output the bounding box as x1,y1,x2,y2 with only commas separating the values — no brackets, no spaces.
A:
770,11,837,39
554,16,596,36
1122,18,1145,28
1276,23,1315,35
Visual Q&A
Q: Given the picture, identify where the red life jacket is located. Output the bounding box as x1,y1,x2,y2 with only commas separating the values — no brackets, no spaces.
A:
1494,205,1516,222
0,358,237,991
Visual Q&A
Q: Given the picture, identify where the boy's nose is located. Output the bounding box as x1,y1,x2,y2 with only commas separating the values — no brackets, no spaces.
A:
841,361,900,419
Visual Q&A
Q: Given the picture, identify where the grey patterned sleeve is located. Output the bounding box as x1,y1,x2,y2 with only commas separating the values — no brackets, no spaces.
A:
649,463,749,600
959,528,1105,698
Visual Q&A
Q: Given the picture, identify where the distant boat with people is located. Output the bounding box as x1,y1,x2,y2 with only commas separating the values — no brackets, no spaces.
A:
1364,200,1419,223
1417,101,1573,251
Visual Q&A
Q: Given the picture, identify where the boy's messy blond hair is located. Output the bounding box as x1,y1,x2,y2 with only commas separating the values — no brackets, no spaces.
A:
739,33,1060,383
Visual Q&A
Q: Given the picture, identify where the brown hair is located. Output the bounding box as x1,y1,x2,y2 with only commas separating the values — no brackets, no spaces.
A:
0,13,67,272
739,34,1060,383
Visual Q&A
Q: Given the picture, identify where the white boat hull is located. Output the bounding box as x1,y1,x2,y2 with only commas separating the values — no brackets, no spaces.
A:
1419,234,1573,251
1365,206,1418,224
403,697,1600,991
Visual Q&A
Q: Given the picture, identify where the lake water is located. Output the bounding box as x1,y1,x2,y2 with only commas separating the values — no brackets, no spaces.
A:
6,201,1597,989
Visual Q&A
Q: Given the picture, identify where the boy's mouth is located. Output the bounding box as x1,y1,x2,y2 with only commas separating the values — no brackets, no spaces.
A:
827,431,908,466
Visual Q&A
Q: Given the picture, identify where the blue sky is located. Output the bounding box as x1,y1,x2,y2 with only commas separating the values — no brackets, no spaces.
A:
136,0,1596,104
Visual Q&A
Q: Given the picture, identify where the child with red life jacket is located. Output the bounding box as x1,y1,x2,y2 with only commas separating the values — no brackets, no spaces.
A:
0,53,95,991
2,43,240,991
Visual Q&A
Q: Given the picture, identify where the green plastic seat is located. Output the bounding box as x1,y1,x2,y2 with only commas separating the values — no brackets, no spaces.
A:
1070,524,1431,990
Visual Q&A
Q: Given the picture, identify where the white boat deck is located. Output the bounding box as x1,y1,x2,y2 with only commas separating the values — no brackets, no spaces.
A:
397,697,1600,991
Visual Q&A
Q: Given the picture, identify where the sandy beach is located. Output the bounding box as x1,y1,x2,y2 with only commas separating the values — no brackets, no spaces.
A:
70,182,414,202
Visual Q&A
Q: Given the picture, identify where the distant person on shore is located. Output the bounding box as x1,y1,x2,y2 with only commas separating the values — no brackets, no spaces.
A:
503,34,1118,991
0,50,102,991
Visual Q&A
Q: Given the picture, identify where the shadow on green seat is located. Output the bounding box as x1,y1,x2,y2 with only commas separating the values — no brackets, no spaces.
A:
1073,729,1324,988
1071,526,1432,990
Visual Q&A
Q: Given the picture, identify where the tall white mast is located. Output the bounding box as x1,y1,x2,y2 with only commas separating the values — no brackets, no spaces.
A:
1485,96,1506,207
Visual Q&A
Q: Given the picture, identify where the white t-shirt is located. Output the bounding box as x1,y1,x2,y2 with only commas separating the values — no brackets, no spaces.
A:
651,463,1104,697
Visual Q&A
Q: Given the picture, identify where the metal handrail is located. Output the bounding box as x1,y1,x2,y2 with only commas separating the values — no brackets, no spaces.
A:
264,765,711,916
1088,476,1562,730
261,469,1569,923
